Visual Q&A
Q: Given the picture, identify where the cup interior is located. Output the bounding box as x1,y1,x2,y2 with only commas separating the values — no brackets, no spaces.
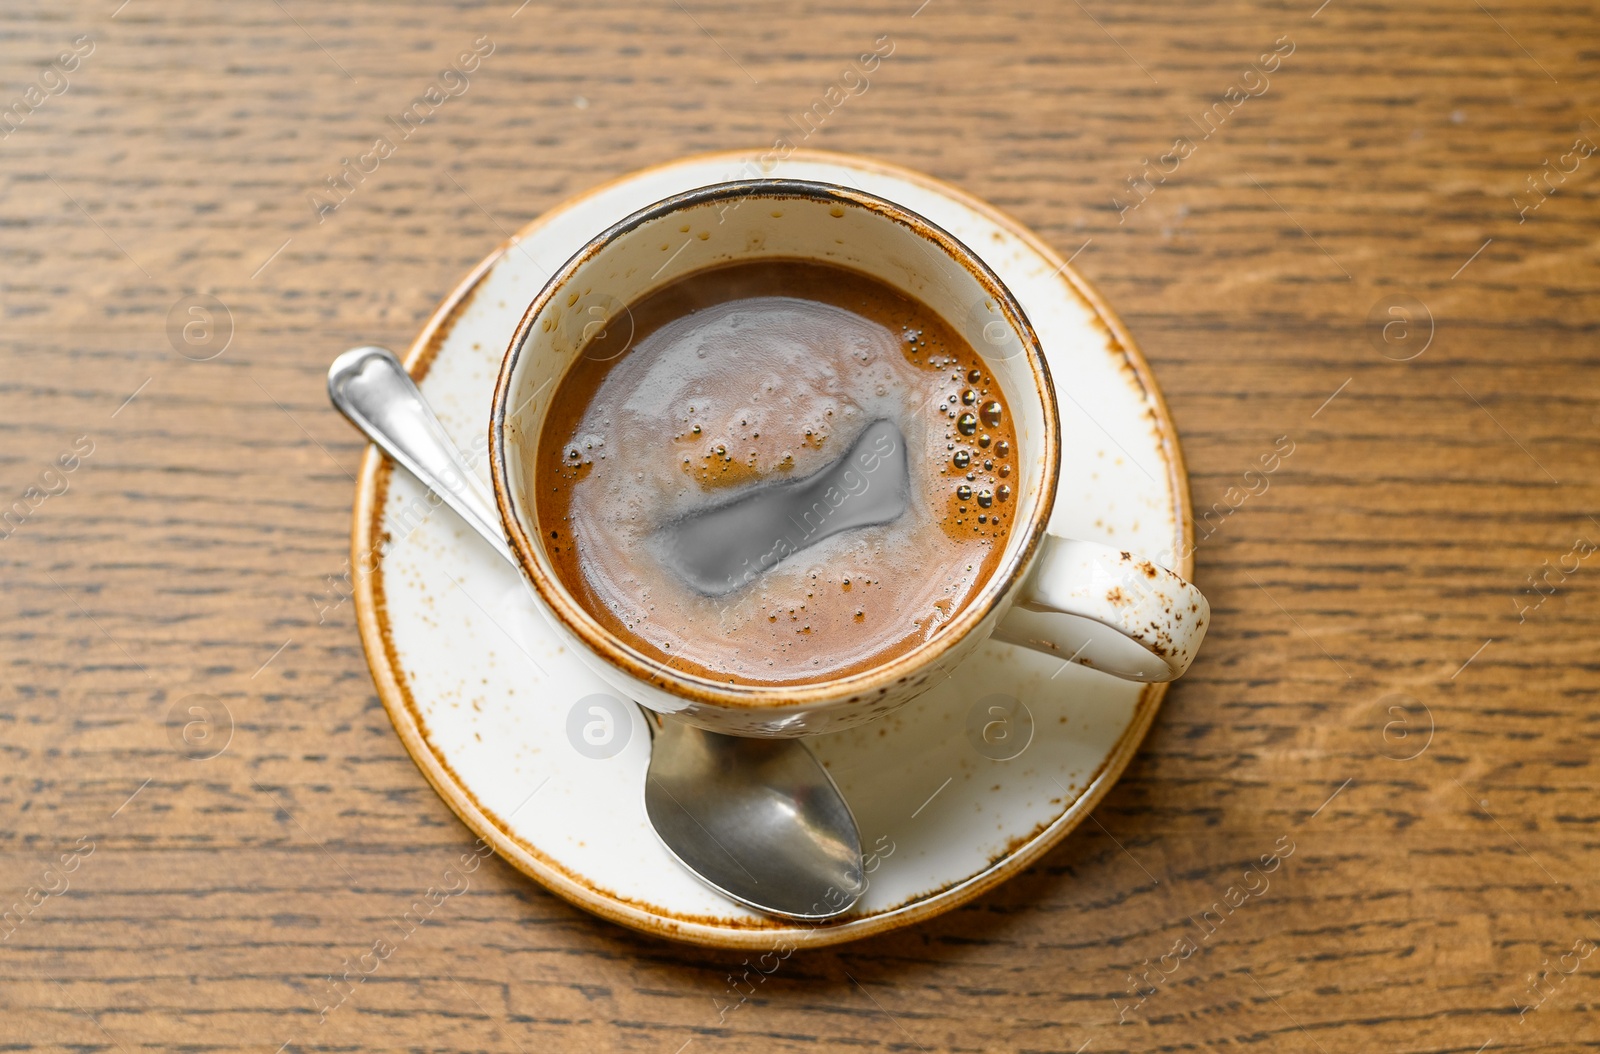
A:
492,179,1059,705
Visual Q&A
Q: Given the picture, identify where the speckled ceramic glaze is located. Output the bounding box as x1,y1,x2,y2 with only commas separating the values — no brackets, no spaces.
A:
350,149,1196,948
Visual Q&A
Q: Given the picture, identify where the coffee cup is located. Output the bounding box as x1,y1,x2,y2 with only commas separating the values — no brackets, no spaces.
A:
490,179,1208,737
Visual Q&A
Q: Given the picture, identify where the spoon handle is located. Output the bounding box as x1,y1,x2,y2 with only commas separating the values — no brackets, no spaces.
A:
327,345,515,566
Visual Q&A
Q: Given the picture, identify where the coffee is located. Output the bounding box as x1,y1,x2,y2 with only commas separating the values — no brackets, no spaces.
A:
535,259,1019,686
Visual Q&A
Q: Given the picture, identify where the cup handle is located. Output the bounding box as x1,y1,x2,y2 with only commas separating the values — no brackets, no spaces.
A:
991,537,1208,682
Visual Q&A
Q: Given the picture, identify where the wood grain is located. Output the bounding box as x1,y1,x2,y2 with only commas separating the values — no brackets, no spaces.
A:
3,0,1599,1050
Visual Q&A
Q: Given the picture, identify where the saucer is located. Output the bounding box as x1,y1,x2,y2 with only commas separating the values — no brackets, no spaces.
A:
350,149,1194,949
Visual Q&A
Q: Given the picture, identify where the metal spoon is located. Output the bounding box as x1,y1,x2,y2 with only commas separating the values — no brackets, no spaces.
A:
328,345,864,921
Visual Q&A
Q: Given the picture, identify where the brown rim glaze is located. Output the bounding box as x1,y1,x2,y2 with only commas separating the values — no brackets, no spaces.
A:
490,179,1061,711
349,148,1195,949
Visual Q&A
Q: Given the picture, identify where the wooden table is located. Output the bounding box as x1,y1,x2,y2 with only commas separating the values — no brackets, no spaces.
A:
4,0,1597,1050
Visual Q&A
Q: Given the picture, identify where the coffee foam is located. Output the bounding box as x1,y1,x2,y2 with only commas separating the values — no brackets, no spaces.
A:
537,261,1018,686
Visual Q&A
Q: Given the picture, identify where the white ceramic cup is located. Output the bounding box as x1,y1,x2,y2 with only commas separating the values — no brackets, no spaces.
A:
491,180,1208,737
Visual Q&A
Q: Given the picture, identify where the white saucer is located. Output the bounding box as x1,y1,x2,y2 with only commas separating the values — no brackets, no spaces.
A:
351,149,1194,949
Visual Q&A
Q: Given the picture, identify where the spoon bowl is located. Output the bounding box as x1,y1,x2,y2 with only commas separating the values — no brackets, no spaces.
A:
645,716,865,920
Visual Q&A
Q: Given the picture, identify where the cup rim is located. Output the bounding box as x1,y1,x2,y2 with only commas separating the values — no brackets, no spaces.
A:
489,178,1061,712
